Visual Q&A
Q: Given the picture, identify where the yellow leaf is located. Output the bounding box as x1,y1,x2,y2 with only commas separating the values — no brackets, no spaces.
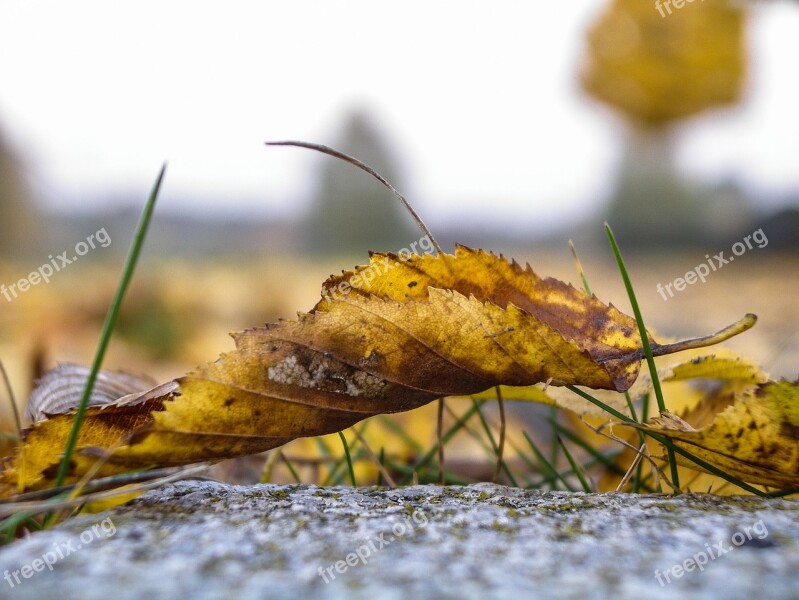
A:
2,246,754,492
663,354,769,385
581,0,746,126
634,381,799,489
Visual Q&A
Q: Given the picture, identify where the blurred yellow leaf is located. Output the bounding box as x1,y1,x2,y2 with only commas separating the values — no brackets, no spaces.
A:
582,0,746,126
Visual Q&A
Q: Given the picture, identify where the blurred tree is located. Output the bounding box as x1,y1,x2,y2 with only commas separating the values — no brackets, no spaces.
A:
302,110,419,255
0,129,39,257
580,0,748,246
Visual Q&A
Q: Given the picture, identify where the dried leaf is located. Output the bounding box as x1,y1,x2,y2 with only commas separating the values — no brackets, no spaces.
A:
633,381,799,489
24,363,160,423
663,354,769,385
1,246,753,492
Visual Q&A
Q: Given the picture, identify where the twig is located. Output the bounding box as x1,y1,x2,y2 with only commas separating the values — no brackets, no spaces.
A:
350,428,397,488
266,141,443,255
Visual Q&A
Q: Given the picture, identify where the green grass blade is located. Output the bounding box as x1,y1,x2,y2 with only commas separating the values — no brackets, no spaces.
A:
1,511,47,542
557,436,592,492
377,415,424,453
623,392,639,423
767,487,799,498
470,399,519,487
548,407,560,467
52,164,166,490
550,420,637,482
338,431,357,486
604,222,680,491
523,431,573,491
376,447,386,486
566,385,630,422
280,451,302,483
567,385,766,496
385,460,473,485
401,402,483,484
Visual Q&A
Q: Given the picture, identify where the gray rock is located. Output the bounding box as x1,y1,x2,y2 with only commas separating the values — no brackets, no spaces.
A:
0,481,797,600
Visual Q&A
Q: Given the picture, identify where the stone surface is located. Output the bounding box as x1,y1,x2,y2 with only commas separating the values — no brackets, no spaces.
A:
0,481,797,599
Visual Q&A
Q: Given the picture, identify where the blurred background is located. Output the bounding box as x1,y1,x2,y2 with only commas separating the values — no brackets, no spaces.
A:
1,0,798,486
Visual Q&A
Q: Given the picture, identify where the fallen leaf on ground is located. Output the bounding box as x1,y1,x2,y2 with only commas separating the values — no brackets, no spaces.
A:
629,380,799,489
0,246,755,493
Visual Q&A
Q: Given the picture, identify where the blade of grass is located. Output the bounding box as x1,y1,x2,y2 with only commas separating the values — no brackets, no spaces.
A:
322,451,349,486
566,384,767,496
316,436,346,486
550,421,635,482
377,447,385,487
446,403,497,456
566,385,630,423
623,392,639,423
564,240,594,485
557,436,592,492
568,239,592,296
376,415,424,453
279,451,302,483
493,387,507,484
260,450,281,483
52,164,166,490
622,391,649,493
323,420,370,485
350,427,396,488
266,141,443,255
767,487,799,498
437,398,445,484
604,222,680,492
401,401,483,484
470,399,519,487
2,512,42,543
386,460,473,485
548,406,561,469
523,431,573,491
534,450,626,489
338,431,357,486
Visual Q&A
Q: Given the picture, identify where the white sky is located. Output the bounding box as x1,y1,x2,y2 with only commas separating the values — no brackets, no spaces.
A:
0,0,798,231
